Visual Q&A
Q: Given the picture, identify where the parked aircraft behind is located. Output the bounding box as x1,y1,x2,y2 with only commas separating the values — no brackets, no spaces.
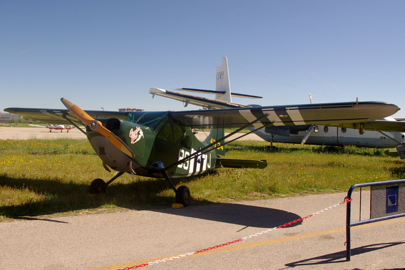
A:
150,57,405,149
47,124,75,133
256,121,404,148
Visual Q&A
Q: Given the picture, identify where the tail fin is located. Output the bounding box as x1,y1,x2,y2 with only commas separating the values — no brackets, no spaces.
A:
204,128,225,156
215,57,232,103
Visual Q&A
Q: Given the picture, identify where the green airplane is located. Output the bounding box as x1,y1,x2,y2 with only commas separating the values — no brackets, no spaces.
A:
5,98,399,206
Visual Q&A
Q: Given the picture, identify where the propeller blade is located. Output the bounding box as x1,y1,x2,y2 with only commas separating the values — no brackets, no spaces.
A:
61,98,135,159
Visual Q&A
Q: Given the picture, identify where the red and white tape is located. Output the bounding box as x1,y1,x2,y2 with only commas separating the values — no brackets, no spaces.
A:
118,197,352,269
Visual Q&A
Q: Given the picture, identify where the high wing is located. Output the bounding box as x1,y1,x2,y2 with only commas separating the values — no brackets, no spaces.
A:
168,101,399,129
5,101,399,130
4,107,129,125
152,87,405,133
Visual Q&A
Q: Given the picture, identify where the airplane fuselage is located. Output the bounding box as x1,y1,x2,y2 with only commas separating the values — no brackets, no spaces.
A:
86,112,223,179
255,125,405,148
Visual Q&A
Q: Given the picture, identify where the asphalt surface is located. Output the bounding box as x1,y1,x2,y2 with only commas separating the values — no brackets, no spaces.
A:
1,127,404,269
1,192,405,270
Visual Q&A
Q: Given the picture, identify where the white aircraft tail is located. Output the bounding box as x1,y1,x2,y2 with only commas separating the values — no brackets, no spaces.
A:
215,57,232,103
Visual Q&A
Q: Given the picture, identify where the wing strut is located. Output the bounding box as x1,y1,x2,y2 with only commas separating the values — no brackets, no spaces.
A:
365,123,402,144
301,125,315,145
165,114,271,171
62,115,87,135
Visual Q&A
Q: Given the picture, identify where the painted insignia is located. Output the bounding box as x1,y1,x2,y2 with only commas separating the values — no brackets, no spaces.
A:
129,127,144,144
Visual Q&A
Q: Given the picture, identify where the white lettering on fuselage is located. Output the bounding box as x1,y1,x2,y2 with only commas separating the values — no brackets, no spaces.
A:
178,148,211,176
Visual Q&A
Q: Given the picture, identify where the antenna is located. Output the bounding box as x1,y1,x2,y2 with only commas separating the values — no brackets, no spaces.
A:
309,93,313,104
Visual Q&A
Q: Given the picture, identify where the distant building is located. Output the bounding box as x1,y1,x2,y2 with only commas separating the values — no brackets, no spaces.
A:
118,108,144,112
0,112,19,123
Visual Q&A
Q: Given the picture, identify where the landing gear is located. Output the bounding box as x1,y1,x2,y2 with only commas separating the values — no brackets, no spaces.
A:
89,171,125,194
90,179,106,194
176,186,191,206
152,161,191,207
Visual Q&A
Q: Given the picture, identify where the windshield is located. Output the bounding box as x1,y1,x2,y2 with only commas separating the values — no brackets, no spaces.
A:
125,111,168,130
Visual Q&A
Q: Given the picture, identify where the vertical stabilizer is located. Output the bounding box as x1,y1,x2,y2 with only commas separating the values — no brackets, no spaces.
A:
215,57,232,103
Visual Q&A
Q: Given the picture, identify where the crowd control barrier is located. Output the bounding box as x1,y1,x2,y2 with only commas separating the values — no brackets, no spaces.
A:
346,179,405,261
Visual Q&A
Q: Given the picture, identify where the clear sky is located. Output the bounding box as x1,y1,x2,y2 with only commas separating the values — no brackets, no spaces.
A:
1,1,404,117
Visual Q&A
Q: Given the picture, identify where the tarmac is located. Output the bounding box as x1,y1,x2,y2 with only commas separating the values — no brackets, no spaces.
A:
1,192,405,270
1,127,404,269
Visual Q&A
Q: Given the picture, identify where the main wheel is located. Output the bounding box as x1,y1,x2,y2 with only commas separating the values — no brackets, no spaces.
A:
89,179,106,194
176,186,191,206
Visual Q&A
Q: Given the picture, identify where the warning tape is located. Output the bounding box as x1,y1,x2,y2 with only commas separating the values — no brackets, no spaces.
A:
117,197,352,270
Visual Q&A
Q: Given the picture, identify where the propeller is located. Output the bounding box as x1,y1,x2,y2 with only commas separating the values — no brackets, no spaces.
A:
61,98,135,159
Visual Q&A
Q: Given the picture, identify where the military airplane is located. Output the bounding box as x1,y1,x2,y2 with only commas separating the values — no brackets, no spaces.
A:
5,74,401,206
150,57,405,149
5,97,399,206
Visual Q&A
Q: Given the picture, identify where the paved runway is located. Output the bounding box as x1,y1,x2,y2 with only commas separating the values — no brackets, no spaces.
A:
1,192,405,270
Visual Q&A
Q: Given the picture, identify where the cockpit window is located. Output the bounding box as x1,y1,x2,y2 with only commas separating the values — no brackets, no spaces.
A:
126,112,167,130
157,118,186,144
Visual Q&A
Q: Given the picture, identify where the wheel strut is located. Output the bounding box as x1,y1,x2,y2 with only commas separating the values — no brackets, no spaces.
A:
152,161,191,206
89,171,125,194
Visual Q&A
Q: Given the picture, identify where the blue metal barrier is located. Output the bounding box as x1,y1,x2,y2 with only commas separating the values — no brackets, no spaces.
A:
346,179,405,261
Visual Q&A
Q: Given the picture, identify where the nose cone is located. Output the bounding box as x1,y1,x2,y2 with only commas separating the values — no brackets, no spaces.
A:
87,132,136,172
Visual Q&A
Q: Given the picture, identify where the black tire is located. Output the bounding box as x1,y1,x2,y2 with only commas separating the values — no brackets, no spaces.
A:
89,179,106,194
176,186,191,207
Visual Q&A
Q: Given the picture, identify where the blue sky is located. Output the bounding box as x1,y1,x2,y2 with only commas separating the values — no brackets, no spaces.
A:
1,1,405,117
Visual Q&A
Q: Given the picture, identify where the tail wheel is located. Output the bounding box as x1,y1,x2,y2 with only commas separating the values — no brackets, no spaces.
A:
176,186,191,206
90,179,106,194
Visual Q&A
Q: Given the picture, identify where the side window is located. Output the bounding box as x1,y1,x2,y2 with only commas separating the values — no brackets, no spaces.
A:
157,119,185,144
323,126,329,133
341,127,347,133
157,121,175,143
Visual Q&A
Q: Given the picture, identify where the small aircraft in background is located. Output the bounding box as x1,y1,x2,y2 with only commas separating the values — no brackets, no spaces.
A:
47,124,75,133
150,57,405,149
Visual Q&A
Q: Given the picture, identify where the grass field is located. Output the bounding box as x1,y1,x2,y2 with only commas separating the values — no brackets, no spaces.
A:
1,138,404,220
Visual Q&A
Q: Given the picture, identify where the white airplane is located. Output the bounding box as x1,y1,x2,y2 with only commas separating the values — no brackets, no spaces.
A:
150,57,405,149
47,124,75,133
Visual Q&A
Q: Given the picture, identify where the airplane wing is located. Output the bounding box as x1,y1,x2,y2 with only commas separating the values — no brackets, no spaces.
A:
5,101,399,130
150,87,246,109
4,107,129,125
363,119,405,132
169,102,400,129
151,88,404,133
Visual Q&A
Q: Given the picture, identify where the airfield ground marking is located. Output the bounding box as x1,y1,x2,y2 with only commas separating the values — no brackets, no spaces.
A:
86,216,405,270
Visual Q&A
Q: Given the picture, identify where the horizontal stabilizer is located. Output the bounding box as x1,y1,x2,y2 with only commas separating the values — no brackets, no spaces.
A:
150,87,246,109
216,158,267,169
177,88,262,99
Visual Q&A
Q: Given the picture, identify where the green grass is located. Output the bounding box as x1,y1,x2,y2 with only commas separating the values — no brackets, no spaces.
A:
1,138,404,220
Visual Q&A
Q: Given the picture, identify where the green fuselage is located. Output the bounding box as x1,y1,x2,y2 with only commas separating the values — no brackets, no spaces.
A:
87,111,224,178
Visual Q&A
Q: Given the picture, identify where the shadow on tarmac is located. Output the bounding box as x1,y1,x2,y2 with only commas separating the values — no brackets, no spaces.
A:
152,203,302,229
0,174,302,228
284,242,405,268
